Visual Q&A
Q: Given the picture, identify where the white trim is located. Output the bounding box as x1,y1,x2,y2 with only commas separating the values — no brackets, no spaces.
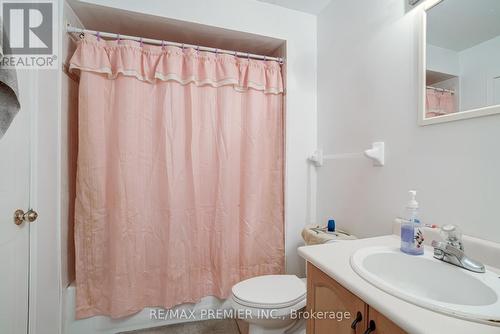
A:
417,6,427,126
28,12,63,333
417,0,500,126
420,104,500,126
422,0,442,11
28,69,63,334
28,69,39,334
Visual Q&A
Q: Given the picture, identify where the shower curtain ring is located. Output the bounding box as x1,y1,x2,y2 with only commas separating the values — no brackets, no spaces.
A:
117,34,120,44
139,37,143,47
96,31,100,41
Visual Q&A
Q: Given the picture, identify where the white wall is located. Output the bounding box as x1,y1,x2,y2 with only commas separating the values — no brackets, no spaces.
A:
427,44,459,75
317,0,500,243
459,35,500,111
66,0,317,277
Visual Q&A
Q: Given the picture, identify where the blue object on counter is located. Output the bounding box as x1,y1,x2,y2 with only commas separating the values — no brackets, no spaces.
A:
327,219,336,232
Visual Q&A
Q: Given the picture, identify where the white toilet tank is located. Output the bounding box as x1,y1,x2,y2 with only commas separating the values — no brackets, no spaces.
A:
301,225,357,245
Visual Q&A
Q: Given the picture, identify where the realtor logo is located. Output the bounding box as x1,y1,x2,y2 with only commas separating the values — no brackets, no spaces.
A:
1,0,58,68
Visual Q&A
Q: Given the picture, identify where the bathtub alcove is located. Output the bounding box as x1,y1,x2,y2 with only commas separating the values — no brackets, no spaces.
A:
62,1,286,333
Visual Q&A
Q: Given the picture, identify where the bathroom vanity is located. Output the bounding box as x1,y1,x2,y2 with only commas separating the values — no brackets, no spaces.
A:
307,262,405,333
299,235,500,334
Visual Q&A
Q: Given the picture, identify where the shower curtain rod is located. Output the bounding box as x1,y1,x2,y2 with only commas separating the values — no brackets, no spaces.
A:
66,25,284,63
426,86,455,94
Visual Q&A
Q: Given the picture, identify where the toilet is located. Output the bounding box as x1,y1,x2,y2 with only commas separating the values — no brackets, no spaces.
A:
230,275,307,334
231,226,356,334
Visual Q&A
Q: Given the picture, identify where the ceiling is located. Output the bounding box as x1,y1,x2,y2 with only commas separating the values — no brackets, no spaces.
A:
426,70,456,85
256,0,332,15
67,0,285,56
427,0,500,51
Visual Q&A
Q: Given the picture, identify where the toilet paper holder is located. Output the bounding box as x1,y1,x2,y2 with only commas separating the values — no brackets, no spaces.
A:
308,142,385,167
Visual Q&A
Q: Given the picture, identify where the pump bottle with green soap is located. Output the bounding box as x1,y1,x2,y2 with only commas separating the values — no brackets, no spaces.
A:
400,190,424,255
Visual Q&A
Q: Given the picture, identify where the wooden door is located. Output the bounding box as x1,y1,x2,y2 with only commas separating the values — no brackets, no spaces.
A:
366,307,407,334
307,262,367,334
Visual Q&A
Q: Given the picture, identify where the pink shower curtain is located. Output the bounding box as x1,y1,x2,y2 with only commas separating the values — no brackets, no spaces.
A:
426,88,456,118
69,35,284,319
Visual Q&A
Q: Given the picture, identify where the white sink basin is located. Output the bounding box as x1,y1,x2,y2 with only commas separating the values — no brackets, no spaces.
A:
351,246,500,326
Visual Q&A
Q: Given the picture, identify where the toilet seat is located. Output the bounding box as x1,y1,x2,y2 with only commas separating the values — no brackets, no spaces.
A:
231,275,306,309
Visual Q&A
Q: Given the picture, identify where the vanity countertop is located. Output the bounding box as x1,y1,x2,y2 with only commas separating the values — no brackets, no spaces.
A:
298,235,500,334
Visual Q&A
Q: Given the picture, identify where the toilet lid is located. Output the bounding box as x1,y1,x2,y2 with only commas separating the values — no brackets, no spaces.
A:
232,275,306,309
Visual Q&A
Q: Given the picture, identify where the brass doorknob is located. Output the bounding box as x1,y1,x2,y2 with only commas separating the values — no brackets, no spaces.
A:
25,209,38,222
14,209,38,225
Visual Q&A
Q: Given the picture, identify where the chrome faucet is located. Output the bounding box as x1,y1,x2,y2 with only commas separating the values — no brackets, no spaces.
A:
431,224,485,273
431,240,485,273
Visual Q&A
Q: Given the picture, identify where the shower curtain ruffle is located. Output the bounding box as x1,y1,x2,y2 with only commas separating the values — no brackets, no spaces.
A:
69,35,284,94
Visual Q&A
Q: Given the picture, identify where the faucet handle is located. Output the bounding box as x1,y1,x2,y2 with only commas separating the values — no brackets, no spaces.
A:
431,240,464,258
440,225,464,250
431,240,443,250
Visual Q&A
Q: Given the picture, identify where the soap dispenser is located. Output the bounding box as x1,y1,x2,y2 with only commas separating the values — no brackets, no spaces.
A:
400,190,424,255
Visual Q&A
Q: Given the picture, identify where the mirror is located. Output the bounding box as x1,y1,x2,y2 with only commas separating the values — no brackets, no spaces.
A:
419,0,500,125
